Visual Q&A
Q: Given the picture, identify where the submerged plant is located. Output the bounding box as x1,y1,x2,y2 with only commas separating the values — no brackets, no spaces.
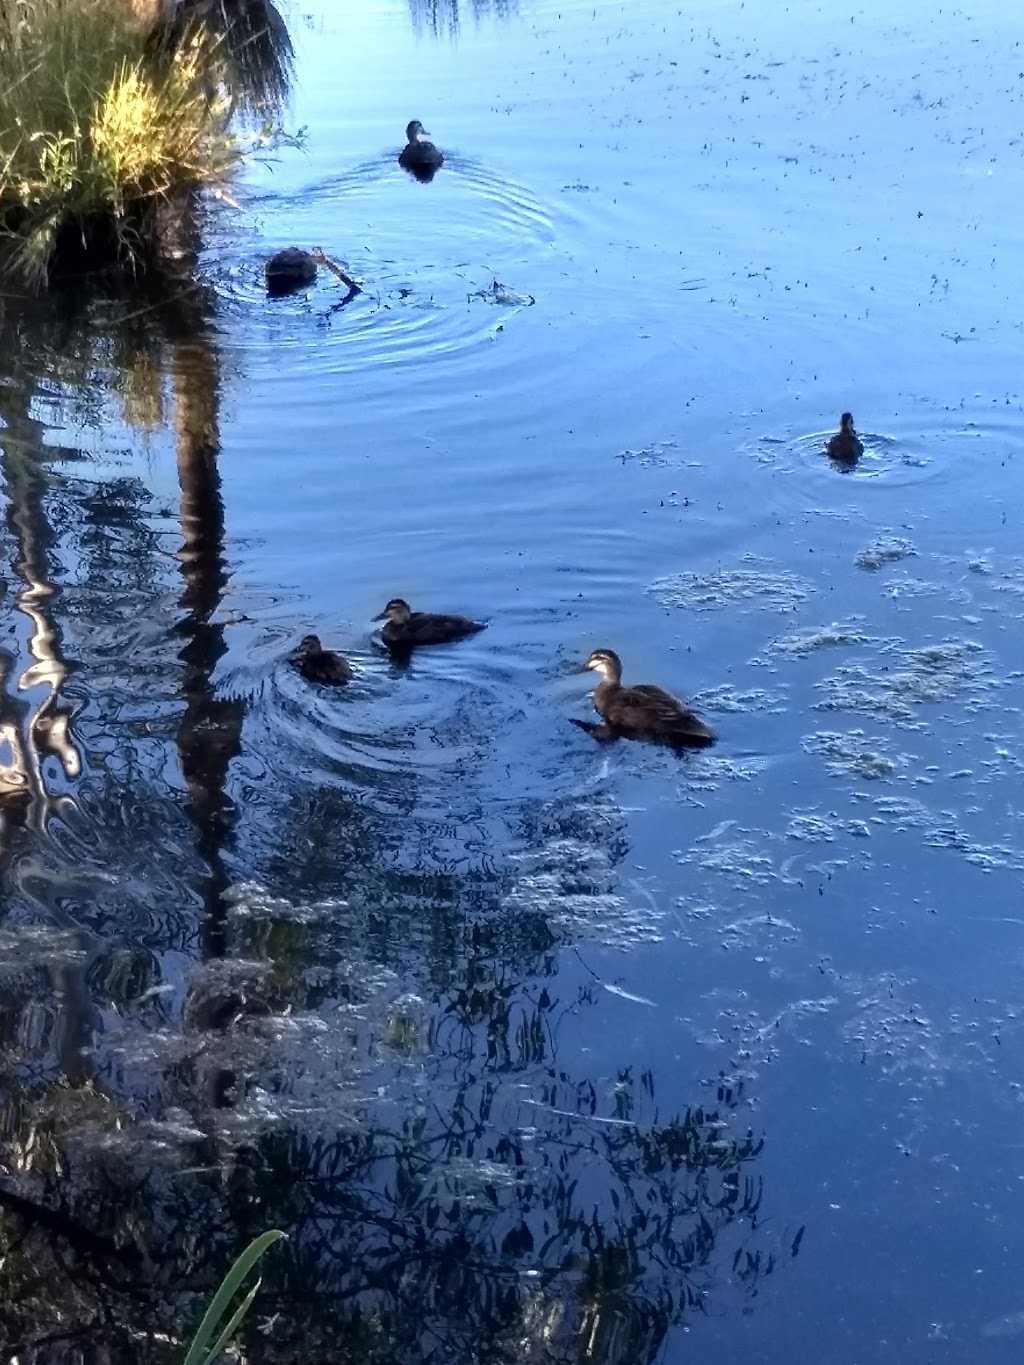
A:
0,0,243,282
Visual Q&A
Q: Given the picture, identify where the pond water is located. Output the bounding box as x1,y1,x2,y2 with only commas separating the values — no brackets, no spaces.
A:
2,0,1024,1359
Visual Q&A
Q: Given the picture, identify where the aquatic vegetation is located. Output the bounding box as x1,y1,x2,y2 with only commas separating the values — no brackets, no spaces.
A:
617,438,678,467
183,1230,284,1365
0,0,243,282
650,557,810,613
693,683,787,712
469,278,535,306
803,729,904,779
768,622,876,658
815,639,998,723
855,536,917,570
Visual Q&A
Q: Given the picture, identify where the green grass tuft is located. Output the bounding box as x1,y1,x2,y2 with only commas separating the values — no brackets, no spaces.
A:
0,0,242,283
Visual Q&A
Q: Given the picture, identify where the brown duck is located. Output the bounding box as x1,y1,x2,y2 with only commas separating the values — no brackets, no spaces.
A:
289,634,353,685
398,120,444,175
826,412,864,462
575,648,714,748
373,598,485,650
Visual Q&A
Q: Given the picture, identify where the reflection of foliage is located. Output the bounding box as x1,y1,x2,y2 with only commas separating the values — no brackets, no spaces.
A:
155,0,294,120
407,0,518,38
0,908,773,1362
257,1085,765,1364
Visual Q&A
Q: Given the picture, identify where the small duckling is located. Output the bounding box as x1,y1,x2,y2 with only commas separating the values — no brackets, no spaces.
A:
398,120,445,178
826,412,864,463
373,598,485,650
289,634,353,685
575,648,714,748
265,247,317,296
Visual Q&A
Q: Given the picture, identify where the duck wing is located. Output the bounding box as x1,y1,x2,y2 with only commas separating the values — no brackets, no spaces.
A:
408,612,485,644
603,683,714,745
826,433,863,461
300,654,352,685
318,653,353,684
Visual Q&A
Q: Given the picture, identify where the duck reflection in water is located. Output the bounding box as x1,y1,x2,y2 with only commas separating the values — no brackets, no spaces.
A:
398,120,444,182
573,648,715,749
825,411,864,466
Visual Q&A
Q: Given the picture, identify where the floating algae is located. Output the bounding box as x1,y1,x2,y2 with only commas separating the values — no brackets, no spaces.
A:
855,536,918,571
815,639,998,724
503,824,666,947
802,730,905,780
618,439,678,467
768,622,878,659
693,683,787,713
649,556,810,614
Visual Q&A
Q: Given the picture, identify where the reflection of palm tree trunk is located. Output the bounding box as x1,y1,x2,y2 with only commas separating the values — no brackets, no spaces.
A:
0,406,95,1078
167,297,245,960
0,419,81,817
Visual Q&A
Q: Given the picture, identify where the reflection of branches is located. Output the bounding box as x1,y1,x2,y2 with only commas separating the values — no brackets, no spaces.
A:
248,1071,767,1365
0,424,82,817
0,904,779,1364
153,0,294,118
407,0,518,38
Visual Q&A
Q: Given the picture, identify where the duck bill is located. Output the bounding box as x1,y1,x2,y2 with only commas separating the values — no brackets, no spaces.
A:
574,662,593,674
372,610,388,622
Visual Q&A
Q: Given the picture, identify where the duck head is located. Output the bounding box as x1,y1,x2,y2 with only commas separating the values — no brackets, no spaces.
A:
840,412,855,431
578,648,623,681
373,598,412,623
405,120,428,142
291,634,322,658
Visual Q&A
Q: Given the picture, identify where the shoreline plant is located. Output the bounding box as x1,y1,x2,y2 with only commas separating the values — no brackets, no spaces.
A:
0,0,243,284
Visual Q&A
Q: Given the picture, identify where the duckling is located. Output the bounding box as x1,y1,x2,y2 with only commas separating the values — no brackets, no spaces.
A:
575,648,714,748
398,120,445,178
265,247,317,296
825,412,864,463
373,598,485,650
289,634,353,685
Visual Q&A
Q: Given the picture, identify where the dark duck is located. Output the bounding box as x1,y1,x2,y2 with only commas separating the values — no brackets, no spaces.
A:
398,120,444,180
825,412,864,463
373,598,485,651
289,634,353,685
575,648,714,748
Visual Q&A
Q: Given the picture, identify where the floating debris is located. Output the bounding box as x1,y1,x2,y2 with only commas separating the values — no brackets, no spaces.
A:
816,640,998,723
470,279,535,307
856,536,917,570
803,730,904,780
769,623,875,658
650,557,810,614
693,684,787,713
618,439,677,467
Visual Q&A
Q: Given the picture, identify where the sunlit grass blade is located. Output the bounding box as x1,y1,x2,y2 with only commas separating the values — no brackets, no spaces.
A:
182,1229,285,1365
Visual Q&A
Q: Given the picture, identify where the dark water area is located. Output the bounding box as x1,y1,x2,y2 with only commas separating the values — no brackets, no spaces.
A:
2,0,1024,1359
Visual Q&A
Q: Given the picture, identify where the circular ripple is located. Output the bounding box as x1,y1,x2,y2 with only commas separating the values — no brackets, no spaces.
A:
210,154,559,380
